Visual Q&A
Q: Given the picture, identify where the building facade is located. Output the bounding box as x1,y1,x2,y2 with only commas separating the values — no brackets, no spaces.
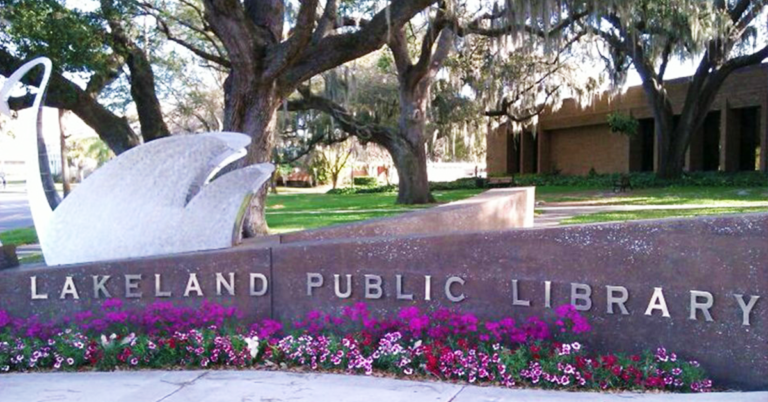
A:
487,64,768,176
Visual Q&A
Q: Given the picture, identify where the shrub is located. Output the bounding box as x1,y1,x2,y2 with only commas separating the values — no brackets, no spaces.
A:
327,184,397,195
353,176,378,187
505,171,768,189
607,112,639,137
326,187,360,195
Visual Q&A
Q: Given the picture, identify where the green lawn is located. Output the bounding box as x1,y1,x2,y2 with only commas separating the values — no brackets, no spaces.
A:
3,185,766,243
0,227,38,246
561,206,768,225
266,189,483,233
538,185,768,225
537,186,768,206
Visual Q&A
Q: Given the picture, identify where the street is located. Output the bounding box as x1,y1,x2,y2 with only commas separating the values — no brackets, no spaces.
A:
0,183,33,233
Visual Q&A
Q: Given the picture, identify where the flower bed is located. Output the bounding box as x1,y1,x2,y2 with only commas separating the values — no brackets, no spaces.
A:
0,301,712,392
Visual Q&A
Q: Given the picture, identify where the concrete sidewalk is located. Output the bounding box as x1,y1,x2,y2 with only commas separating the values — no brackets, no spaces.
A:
0,370,765,402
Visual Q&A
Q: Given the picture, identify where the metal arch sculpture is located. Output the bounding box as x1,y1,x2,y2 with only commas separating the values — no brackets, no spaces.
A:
0,57,274,266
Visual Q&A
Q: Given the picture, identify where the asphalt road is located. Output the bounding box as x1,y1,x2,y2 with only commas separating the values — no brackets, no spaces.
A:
0,183,34,233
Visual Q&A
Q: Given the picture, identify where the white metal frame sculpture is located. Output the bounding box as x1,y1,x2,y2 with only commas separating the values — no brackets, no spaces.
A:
0,58,54,248
0,57,274,266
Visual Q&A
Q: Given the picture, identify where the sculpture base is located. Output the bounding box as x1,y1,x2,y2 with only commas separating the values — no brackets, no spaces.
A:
0,245,19,269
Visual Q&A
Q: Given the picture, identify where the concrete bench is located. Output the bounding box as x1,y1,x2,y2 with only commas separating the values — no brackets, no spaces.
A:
486,177,514,187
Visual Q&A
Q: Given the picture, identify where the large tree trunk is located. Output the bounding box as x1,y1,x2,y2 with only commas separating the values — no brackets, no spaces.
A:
58,109,71,197
388,137,433,204
224,75,280,236
201,0,438,237
638,75,679,179
393,79,435,204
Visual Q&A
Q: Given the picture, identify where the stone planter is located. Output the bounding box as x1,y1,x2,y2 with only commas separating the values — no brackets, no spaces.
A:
0,244,19,269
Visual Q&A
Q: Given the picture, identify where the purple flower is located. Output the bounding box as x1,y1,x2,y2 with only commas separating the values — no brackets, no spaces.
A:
555,305,591,334
105,311,129,324
101,299,123,311
0,310,11,328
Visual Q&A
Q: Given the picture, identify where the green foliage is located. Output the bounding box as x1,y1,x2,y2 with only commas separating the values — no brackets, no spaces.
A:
607,112,639,137
69,137,113,168
0,0,113,74
353,176,377,187
590,0,732,87
376,53,393,73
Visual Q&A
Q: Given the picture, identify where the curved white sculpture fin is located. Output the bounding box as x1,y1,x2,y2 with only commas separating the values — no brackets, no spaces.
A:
2,58,276,266
44,133,274,265
184,163,275,250
0,57,54,250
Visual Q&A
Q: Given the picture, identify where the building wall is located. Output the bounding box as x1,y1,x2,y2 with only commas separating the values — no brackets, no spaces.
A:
548,124,630,175
487,64,768,175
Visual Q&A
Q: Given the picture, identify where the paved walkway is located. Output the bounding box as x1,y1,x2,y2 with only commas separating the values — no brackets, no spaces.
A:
0,371,765,402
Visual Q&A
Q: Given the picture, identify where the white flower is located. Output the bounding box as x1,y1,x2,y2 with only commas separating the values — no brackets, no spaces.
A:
100,333,119,347
120,333,136,346
243,336,260,359
571,342,581,351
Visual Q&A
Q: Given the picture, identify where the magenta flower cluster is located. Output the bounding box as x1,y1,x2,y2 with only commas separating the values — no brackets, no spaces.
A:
0,301,712,393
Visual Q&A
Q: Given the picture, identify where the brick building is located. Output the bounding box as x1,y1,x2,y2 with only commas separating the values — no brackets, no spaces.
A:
486,64,768,176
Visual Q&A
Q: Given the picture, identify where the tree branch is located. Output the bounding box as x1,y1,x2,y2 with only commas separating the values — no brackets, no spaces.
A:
264,0,320,81
719,41,768,75
156,17,231,67
84,54,124,97
730,0,768,38
287,88,397,147
312,0,338,44
0,48,141,153
279,0,438,95
485,86,559,123
202,0,264,73
412,8,448,74
101,0,170,141
455,10,588,39
388,28,412,77
729,0,756,23
658,39,673,81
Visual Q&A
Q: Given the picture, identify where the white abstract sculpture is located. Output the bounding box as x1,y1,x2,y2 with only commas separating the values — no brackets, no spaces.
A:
0,57,274,266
